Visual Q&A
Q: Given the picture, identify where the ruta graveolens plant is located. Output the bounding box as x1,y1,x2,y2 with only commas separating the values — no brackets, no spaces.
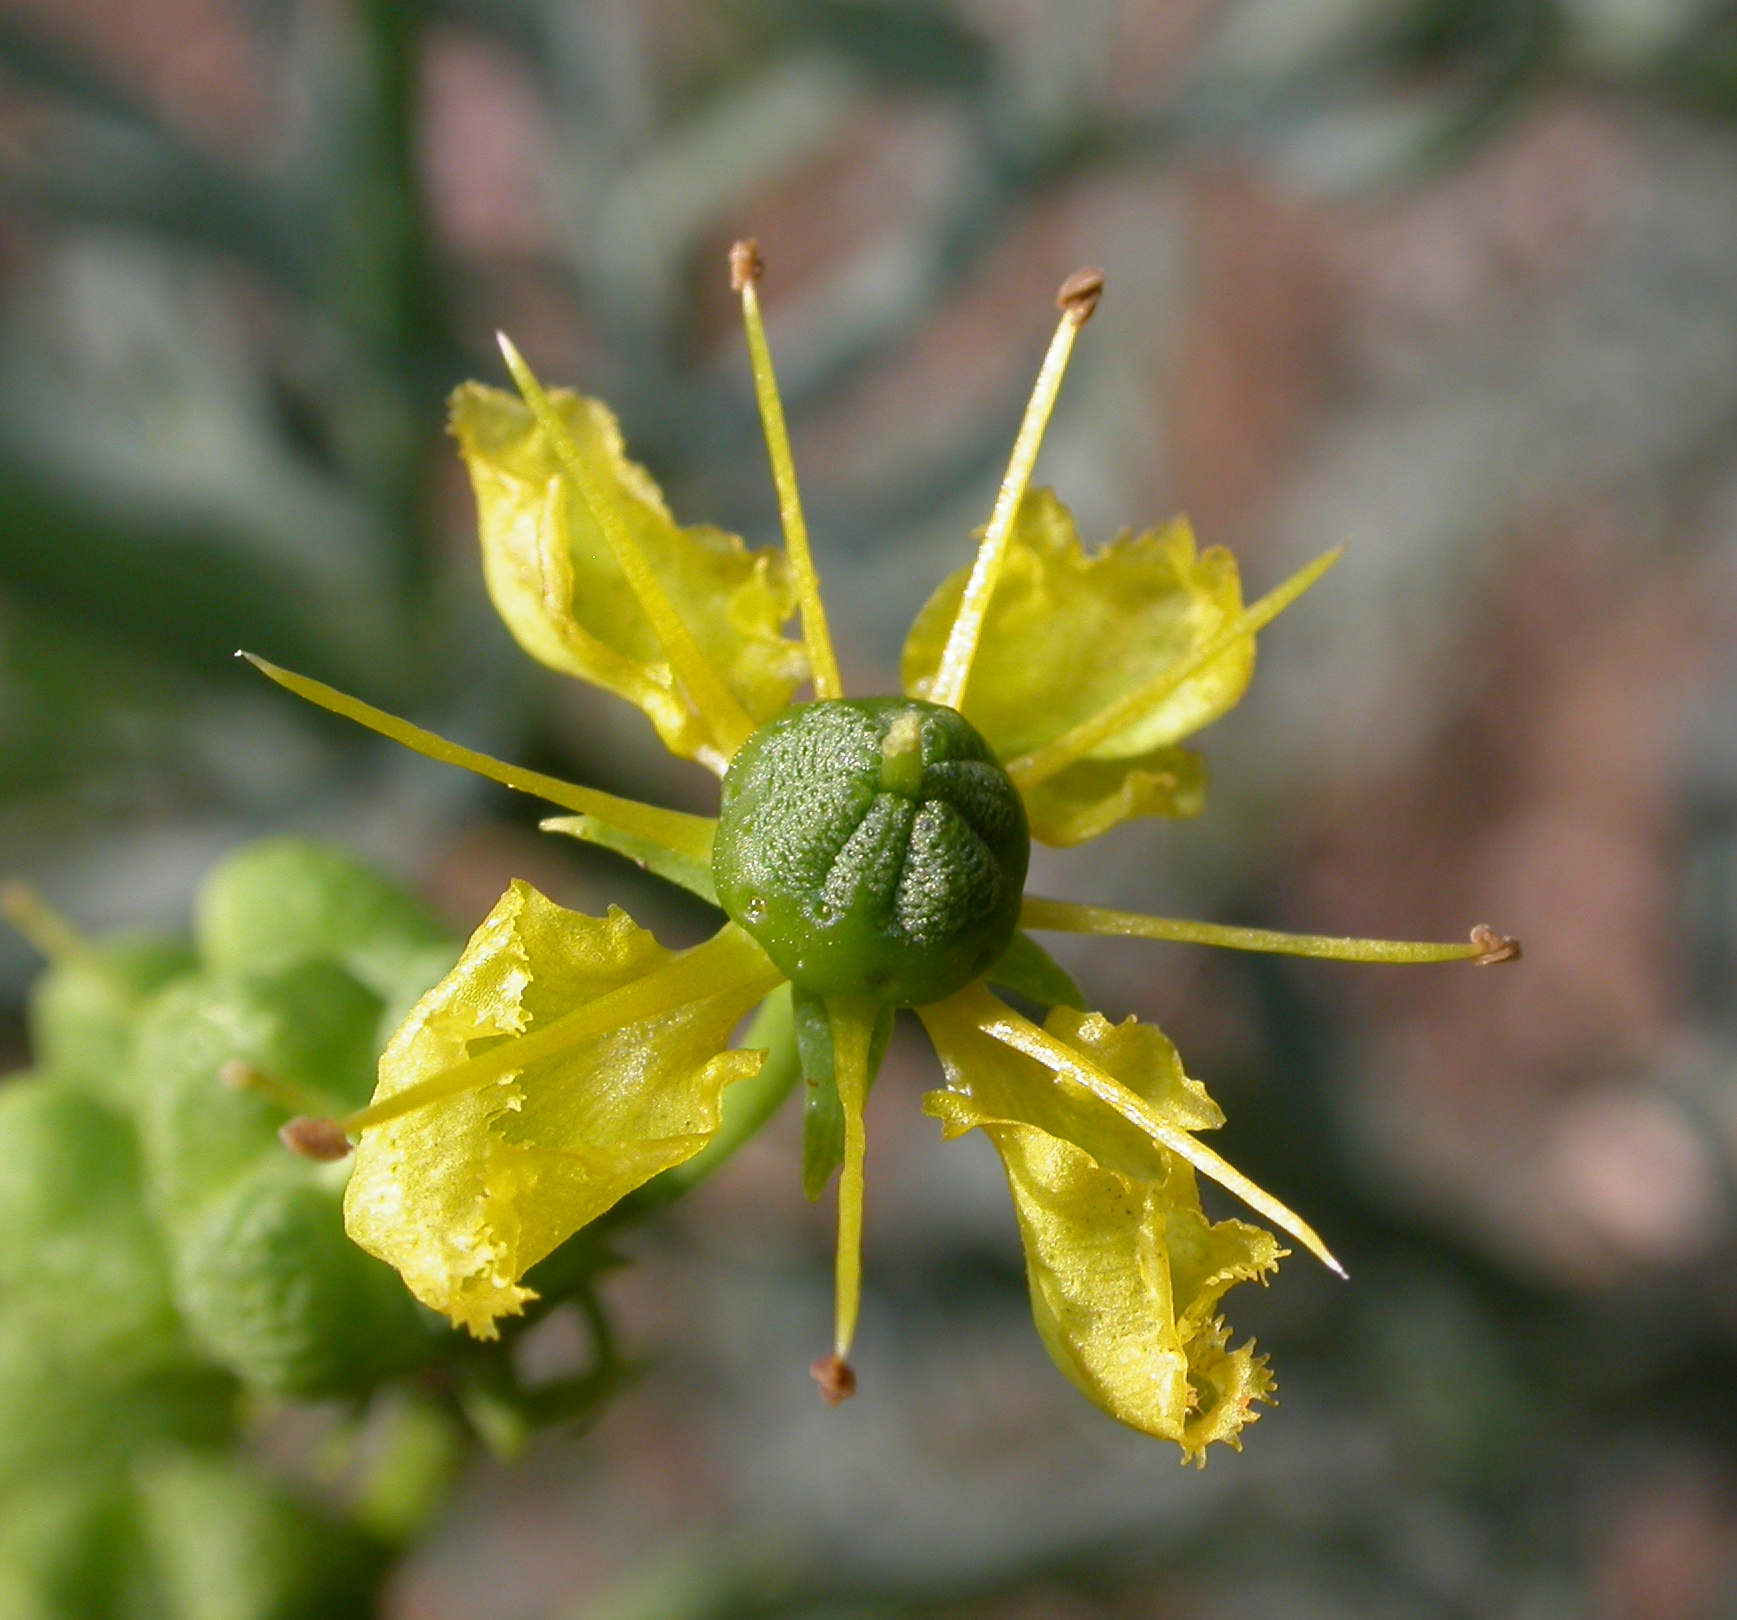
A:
250,244,1519,1463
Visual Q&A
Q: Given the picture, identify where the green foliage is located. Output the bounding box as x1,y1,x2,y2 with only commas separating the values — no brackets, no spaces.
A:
0,1476,143,1620
176,1158,427,1400
135,1451,382,1620
0,1077,185,1369
133,961,384,1222
26,935,197,1107
197,838,457,1017
0,839,571,1616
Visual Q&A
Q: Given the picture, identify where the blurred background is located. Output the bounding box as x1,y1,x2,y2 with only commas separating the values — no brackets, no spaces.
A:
4,0,1737,1615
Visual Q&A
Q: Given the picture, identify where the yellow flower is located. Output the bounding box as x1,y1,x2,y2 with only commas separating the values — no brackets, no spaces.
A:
247,246,1517,1463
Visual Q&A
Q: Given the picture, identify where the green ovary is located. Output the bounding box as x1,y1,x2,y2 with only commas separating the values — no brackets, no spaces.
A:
713,699,1029,1006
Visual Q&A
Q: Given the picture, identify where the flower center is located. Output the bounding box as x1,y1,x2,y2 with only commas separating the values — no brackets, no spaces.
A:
713,698,1029,1006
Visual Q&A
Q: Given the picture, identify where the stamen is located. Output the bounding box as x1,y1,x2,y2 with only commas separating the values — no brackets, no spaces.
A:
241,654,716,865
731,240,844,702
338,925,780,1135
810,1352,857,1405
220,1059,340,1121
0,881,94,965
1006,546,1343,790
497,335,757,760
926,269,1104,713
1470,924,1522,965
1021,898,1522,967
279,1116,354,1162
824,997,876,1392
951,983,1346,1277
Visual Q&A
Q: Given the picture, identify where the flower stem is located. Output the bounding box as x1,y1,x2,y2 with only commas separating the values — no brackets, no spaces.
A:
731,241,844,702
926,269,1103,713
498,335,757,760
1005,546,1343,790
241,653,717,865
1021,898,1520,966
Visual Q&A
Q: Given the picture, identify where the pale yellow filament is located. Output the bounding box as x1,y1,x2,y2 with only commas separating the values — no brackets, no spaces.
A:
1021,898,1502,965
927,310,1088,712
827,998,876,1359
242,654,716,865
737,262,843,701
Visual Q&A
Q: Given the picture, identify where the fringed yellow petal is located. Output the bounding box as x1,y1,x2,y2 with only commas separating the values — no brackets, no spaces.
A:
1018,746,1206,848
938,983,1342,1274
343,885,781,1337
1007,545,1342,793
919,994,1278,1461
451,381,806,771
902,491,1252,841
905,492,1249,759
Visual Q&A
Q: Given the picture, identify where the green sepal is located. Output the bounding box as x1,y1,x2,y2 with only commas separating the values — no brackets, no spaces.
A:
793,986,893,1200
540,814,719,905
986,930,1086,1010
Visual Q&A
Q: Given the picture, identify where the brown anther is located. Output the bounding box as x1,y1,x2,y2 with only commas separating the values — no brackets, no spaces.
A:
279,1116,353,1161
729,238,763,293
810,1352,857,1405
1056,267,1105,325
218,1059,258,1092
1469,925,1522,966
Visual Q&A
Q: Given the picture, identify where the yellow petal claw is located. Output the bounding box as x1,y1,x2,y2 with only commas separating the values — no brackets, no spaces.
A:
732,240,844,703
1005,543,1344,792
343,885,782,1335
939,983,1343,1276
242,653,717,865
925,271,1101,712
918,991,1279,1458
484,345,789,767
825,998,876,1376
1022,897,1518,966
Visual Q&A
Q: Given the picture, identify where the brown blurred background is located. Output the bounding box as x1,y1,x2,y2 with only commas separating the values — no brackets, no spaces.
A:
6,1,1737,1616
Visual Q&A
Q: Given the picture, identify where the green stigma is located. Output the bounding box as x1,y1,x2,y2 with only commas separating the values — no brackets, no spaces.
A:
712,699,1029,1006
